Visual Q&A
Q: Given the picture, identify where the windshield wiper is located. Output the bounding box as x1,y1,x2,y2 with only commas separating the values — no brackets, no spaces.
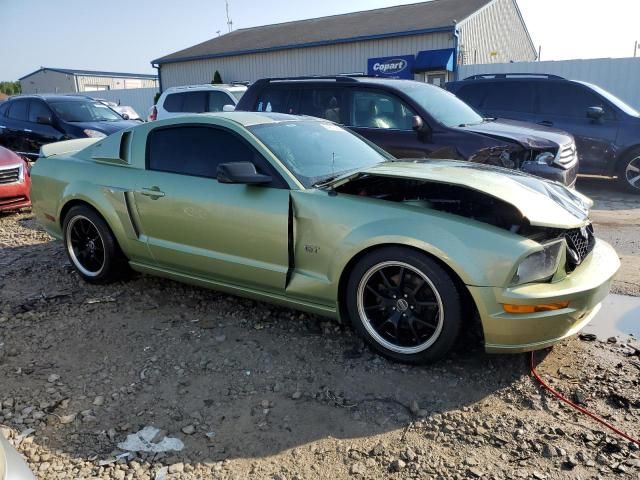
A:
313,174,343,188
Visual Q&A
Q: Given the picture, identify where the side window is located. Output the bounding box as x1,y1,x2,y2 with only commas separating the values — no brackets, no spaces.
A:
255,87,297,114
455,83,487,108
539,82,613,119
7,99,29,121
146,126,285,187
28,100,53,123
350,90,415,130
299,88,345,123
208,91,233,112
481,82,535,113
0,102,9,117
163,93,183,112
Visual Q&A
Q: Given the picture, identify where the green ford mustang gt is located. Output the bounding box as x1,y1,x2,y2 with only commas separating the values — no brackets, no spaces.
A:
30,112,620,364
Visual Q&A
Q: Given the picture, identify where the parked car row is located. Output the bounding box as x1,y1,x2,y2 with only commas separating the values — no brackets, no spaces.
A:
446,73,640,193
235,75,579,187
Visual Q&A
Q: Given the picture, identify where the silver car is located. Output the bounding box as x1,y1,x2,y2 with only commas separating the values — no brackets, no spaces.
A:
0,434,34,480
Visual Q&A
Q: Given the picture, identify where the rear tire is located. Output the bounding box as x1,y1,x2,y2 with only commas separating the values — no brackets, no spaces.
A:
345,247,463,364
63,205,130,284
617,148,640,194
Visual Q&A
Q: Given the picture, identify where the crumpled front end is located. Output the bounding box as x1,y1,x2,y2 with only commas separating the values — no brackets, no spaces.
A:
469,238,620,353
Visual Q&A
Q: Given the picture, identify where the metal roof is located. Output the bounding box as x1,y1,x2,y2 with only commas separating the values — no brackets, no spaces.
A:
19,67,158,81
153,0,493,65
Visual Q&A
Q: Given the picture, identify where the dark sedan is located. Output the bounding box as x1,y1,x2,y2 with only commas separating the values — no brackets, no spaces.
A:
0,95,139,160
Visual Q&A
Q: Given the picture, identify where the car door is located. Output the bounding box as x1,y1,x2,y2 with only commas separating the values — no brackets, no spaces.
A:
25,99,65,156
1,99,30,156
132,124,290,293
535,81,619,174
346,89,428,158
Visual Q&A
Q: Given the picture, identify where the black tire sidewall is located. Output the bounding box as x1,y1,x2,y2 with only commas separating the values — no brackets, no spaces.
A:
345,247,463,364
618,149,640,194
62,205,126,284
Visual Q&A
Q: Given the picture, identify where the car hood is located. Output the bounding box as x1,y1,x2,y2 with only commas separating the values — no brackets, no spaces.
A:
330,160,592,229
456,119,573,149
71,120,140,135
0,146,25,167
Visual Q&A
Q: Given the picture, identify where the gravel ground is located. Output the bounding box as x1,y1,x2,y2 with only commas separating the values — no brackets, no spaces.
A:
0,177,638,480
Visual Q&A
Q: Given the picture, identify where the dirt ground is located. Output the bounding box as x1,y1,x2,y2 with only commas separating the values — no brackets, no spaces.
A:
0,176,639,480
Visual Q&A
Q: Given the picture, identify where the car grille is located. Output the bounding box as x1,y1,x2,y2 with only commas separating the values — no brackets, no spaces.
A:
564,223,595,272
555,143,578,167
0,166,21,184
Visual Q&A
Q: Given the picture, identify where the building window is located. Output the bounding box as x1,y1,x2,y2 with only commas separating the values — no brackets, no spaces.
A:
83,85,110,92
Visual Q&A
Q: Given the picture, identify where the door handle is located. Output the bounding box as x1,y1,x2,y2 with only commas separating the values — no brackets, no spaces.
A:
138,186,165,199
538,120,553,127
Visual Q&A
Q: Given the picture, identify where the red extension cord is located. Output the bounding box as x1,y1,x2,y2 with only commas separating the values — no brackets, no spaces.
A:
530,351,640,447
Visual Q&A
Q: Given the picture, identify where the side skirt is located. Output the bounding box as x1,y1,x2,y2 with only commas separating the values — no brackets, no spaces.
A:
129,261,338,318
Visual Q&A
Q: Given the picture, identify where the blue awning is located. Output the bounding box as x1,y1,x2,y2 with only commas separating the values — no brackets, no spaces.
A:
414,48,455,72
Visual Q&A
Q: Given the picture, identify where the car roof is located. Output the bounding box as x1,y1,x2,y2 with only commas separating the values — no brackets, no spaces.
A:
163,84,248,94
7,94,97,102
199,111,324,127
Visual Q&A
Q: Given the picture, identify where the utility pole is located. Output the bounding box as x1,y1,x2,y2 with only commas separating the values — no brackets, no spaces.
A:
226,0,233,33
538,45,542,61
635,41,638,58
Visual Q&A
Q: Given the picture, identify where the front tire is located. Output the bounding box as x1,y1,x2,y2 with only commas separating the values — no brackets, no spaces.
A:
617,149,640,194
345,247,463,364
63,205,129,284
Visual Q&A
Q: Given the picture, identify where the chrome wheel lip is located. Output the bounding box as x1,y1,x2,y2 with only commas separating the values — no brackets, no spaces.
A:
356,261,444,355
65,215,105,278
625,156,640,190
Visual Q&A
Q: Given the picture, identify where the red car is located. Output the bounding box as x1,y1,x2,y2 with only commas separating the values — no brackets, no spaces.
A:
0,145,31,212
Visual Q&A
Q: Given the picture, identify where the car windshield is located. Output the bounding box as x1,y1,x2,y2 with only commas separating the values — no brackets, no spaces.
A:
579,81,640,117
49,100,123,122
399,81,484,127
249,120,390,187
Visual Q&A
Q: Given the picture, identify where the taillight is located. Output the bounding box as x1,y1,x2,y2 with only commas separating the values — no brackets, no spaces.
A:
149,106,157,121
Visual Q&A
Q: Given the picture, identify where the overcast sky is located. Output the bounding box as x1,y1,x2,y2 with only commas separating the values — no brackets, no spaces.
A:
1,0,639,80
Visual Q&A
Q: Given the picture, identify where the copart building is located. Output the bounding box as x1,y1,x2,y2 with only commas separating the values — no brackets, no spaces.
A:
153,0,536,89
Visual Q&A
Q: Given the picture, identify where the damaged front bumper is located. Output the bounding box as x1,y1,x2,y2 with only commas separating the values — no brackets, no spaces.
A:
467,239,620,353
522,161,578,188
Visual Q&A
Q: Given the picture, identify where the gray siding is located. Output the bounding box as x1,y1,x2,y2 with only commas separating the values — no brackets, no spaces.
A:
20,70,76,94
160,32,454,88
458,57,640,109
458,0,536,65
76,76,158,92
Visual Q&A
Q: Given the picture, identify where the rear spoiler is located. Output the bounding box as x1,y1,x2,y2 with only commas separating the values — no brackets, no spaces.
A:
39,138,100,159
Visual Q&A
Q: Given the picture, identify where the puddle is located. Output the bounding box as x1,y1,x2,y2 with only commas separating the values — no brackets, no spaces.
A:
583,294,640,339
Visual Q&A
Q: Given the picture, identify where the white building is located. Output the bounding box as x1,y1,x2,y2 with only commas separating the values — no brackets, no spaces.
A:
153,0,536,90
19,67,158,94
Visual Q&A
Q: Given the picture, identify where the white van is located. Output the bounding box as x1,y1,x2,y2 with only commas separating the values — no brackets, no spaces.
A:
148,84,247,121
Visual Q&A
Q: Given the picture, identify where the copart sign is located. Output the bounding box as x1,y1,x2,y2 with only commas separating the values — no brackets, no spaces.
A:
367,55,415,79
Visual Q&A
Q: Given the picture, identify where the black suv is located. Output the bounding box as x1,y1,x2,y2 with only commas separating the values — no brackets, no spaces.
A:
0,95,139,160
446,73,640,193
236,76,579,186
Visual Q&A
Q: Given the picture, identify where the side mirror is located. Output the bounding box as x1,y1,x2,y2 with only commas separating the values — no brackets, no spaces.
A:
587,106,605,120
222,104,236,112
217,162,272,185
412,115,431,142
36,115,53,125
121,113,130,120
412,115,424,131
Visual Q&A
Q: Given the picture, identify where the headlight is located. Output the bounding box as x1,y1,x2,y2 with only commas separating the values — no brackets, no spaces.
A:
512,241,564,285
535,152,555,165
83,129,106,138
